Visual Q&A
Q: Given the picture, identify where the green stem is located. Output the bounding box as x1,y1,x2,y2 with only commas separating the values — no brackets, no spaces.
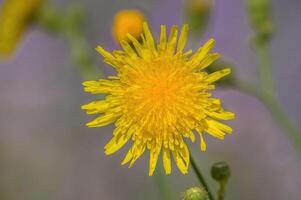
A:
217,181,226,200
255,43,274,94
235,80,301,152
155,169,173,200
190,155,215,200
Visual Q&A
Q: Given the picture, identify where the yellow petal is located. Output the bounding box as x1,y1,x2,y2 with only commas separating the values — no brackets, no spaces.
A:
205,68,231,83
162,148,171,174
148,142,162,176
183,49,193,57
180,144,190,165
204,118,232,139
96,45,115,61
188,38,215,66
200,134,207,151
105,129,132,155
166,25,178,54
143,22,155,50
205,127,225,139
177,24,189,53
158,25,167,52
197,53,220,70
205,110,235,120
120,40,137,58
207,118,233,134
86,112,119,128
187,130,196,142
81,101,111,114
172,145,189,174
129,144,146,167
82,80,121,94
121,148,134,165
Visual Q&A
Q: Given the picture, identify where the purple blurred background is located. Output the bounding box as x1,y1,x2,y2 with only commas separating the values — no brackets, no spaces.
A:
0,0,301,199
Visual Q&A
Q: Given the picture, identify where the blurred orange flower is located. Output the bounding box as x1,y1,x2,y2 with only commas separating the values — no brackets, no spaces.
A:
112,9,145,43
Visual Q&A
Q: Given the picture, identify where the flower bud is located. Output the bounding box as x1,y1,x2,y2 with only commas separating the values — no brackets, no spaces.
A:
211,162,231,183
246,0,274,45
112,9,146,43
182,187,209,200
184,0,214,36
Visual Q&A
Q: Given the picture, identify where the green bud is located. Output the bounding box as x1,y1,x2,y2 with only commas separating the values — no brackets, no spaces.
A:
211,162,231,183
246,0,274,45
182,187,209,200
184,0,214,37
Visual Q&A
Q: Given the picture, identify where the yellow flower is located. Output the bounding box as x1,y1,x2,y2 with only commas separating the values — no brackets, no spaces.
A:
82,23,235,176
112,9,145,42
0,0,43,57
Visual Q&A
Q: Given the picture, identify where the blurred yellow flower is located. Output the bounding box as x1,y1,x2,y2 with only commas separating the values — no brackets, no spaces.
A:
82,23,234,176
0,0,43,57
112,9,145,42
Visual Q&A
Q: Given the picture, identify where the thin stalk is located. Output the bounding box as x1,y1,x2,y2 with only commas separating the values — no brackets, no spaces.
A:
190,155,215,200
217,181,226,200
155,169,173,200
235,80,301,152
255,43,274,94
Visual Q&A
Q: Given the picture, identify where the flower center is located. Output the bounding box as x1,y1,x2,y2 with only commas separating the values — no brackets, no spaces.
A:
147,79,177,101
123,59,194,130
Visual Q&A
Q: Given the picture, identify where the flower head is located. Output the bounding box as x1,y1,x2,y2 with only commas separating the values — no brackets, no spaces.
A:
0,0,43,57
82,23,234,176
112,9,145,42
